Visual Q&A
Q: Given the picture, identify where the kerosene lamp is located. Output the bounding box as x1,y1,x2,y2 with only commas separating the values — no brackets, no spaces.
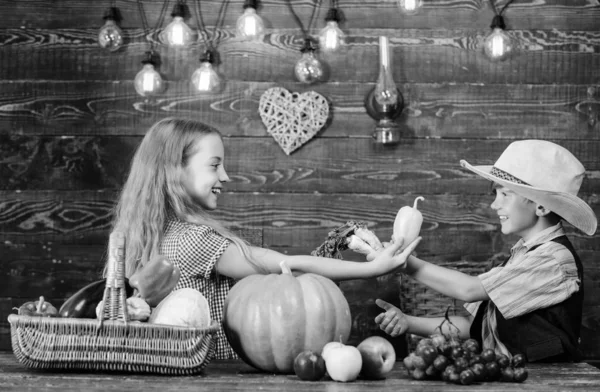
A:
364,36,404,145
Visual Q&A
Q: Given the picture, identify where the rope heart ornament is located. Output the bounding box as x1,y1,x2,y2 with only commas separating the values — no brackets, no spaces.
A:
258,87,329,155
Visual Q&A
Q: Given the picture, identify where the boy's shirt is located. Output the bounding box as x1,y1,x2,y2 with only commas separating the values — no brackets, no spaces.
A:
464,223,580,353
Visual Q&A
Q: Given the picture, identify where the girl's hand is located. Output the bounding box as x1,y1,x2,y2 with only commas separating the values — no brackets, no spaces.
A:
365,240,392,262
374,299,408,337
369,236,421,271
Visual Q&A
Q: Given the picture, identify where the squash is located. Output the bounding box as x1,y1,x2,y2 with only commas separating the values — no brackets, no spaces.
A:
223,261,352,374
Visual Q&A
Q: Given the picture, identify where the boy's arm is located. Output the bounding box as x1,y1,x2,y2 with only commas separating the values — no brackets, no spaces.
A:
376,299,473,339
405,315,473,340
405,255,490,302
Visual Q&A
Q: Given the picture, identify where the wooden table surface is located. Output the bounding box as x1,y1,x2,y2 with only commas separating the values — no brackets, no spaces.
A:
1,352,599,392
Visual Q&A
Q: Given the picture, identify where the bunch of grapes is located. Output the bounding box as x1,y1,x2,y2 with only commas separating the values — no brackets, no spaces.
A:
403,334,528,385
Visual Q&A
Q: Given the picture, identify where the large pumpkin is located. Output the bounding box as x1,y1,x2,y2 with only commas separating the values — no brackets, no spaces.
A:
223,261,352,373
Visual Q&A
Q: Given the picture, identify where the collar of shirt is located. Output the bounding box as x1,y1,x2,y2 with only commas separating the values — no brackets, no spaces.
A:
509,222,566,257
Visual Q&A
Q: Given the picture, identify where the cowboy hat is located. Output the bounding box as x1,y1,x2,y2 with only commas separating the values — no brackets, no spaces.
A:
460,139,597,235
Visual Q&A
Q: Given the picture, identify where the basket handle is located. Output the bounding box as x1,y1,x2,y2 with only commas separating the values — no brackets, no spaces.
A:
98,230,129,326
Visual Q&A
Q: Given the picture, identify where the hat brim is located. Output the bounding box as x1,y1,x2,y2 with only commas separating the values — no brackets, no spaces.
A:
460,160,597,236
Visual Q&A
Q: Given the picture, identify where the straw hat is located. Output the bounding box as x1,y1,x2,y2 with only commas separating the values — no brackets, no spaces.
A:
460,140,597,235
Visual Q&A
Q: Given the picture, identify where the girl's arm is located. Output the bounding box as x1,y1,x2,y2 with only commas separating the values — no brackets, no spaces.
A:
216,237,421,281
405,255,489,302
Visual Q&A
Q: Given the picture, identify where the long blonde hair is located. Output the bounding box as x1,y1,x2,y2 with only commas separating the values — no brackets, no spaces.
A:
107,117,261,277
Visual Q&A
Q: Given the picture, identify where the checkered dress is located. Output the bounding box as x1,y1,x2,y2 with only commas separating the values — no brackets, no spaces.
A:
160,217,238,359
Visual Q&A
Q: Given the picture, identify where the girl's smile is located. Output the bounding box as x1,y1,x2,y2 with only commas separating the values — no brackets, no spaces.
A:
182,133,230,210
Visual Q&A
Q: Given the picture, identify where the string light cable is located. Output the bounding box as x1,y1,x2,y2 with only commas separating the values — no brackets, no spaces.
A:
133,0,170,97
287,0,325,84
190,0,229,93
483,0,516,61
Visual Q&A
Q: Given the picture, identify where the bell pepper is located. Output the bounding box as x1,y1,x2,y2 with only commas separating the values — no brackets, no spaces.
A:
16,296,58,317
393,196,425,249
129,255,181,307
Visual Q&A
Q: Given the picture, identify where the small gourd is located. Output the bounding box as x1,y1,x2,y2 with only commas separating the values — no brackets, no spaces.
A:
393,196,425,249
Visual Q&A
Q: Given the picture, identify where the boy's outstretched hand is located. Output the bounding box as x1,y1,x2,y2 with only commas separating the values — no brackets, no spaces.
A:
375,299,408,337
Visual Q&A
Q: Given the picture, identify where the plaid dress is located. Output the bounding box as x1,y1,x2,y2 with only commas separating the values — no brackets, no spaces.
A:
160,216,238,359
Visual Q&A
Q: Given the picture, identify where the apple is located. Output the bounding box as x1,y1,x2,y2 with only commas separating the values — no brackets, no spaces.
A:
324,344,362,382
321,341,345,362
293,351,326,381
356,336,396,379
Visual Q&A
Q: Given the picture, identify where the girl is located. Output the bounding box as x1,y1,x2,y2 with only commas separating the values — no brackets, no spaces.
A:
108,117,420,359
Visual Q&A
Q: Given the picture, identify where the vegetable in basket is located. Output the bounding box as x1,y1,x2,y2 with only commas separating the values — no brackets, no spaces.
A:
129,255,181,307
95,296,151,321
149,288,211,328
15,296,58,317
59,278,134,318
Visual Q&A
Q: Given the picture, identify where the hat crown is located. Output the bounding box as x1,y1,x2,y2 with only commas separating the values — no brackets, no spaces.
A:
494,140,584,196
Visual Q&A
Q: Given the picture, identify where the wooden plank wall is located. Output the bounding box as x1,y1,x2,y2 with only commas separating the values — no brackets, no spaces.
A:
1,0,599,359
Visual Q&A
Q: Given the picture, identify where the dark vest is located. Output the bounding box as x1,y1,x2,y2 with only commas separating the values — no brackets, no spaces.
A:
470,236,583,363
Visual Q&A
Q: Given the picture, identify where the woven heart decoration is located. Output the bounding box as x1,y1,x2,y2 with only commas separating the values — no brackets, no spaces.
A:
258,87,329,155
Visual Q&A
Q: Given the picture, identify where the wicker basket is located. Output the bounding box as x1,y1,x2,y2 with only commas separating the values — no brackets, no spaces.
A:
8,231,218,375
400,259,491,352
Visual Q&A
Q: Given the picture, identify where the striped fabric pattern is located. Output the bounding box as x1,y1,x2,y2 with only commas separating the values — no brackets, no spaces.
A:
161,217,238,360
465,223,580,353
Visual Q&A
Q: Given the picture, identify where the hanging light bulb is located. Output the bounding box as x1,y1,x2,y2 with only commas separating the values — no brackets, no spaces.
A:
397,0,422,15
98,7,123,52
236,0,265,39
364,36,404,145
160,1,195,47
483,15,514,61
134,52,164,97
294,38,325,84
318,6,345,53
191,50,223,94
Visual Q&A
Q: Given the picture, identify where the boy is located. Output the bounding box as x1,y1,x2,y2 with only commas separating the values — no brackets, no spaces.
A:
374,140,597,362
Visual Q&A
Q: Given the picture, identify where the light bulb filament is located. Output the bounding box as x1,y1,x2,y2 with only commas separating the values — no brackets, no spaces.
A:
325,30,337,49
198,70,211,91
172,24,184,45
404,0,417,12
491,34,504,57
242,14,257,36
142,72,154,92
